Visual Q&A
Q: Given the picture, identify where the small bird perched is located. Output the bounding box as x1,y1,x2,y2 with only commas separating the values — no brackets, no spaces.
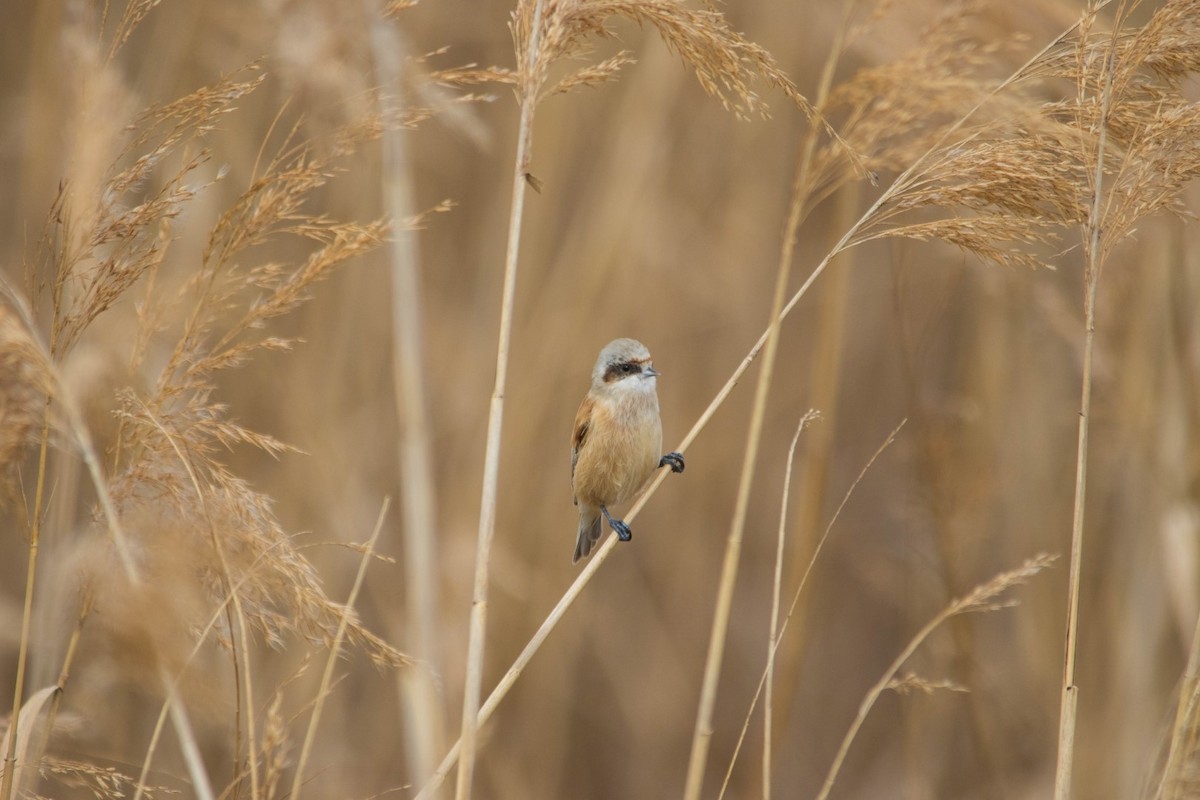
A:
570,338,685,563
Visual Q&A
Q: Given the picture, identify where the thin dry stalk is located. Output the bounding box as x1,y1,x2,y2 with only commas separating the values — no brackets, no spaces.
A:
453,3,547,798
162,667,216,800
290,499,390,800
367,11,446,791
232,608,255,799
30,593,94,779
133,699,173,800
1054,12,1120,800
815,554,1059,800
133,704,174,800
718,419,905,800
763,414,819,800
1051,139,1105,800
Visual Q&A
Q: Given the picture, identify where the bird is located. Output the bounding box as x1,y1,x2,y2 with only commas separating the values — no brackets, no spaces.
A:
570,338,685,563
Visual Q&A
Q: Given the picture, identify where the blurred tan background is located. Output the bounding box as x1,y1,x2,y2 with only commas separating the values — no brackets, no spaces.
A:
2,1,1198,798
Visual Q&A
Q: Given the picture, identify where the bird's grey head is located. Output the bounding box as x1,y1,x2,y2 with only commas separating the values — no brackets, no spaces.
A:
591,338,659,392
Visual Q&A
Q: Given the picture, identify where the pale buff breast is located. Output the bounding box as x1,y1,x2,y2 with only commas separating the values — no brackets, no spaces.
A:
573,391,662,508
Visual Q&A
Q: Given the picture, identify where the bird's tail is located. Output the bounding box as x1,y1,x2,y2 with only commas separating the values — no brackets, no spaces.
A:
573,508,602,564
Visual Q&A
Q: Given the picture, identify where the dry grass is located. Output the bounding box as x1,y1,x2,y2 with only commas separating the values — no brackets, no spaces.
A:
1,0,1199,798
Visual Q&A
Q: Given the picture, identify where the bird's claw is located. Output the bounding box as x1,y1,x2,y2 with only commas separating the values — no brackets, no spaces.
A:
600,505,633,542
659,451,685,474
610,518,632,542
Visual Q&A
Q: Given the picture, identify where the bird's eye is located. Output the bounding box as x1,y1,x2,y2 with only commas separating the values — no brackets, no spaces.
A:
621,363,636,373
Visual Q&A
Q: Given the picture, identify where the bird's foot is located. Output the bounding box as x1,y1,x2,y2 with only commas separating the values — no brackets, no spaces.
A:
601,506,633,542
659,451,686,474
611,519,632,542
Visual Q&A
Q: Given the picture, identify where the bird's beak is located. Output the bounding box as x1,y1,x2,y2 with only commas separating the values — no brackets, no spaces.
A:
644,366,660,378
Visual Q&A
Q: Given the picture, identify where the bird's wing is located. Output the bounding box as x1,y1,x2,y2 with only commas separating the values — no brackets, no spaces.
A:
570,395,593,504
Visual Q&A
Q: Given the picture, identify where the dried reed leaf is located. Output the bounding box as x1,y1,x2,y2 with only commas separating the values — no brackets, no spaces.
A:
0,685,59,792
